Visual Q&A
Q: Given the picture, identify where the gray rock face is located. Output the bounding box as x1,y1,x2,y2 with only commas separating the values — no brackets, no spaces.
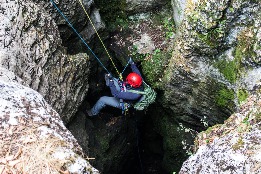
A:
0,0,106,123
179,94,261,174
163,0,260,132
171,0,187,27
159,0,260,172
33,0,105,43
126,0,169,13
0,80,99,173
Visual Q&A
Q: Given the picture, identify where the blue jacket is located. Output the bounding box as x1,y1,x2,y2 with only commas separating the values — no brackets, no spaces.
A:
108,63,143,102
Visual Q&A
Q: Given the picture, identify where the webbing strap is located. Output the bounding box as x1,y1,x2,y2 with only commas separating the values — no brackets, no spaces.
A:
121,58,131,75
127,90,146,95
126,82,148,95
50,0,110,74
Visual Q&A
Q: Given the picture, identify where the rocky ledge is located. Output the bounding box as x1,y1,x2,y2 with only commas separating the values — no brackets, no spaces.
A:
180,93,261,174
0,80,99,174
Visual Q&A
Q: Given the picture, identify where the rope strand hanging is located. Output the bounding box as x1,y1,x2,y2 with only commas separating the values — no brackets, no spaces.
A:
50,0,132,80
77,0,122,80
50,0,111,75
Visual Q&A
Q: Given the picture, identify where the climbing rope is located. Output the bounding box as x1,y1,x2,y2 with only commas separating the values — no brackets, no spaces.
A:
50,0,111,74
77,0,123,80
121,59,130,75
135,117,144,174
50,0,132,80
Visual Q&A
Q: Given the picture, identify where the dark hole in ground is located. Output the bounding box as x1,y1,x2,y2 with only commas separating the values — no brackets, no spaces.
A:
86,110,167,174
68,83,168,174
121,114,168,174
63,27,169,173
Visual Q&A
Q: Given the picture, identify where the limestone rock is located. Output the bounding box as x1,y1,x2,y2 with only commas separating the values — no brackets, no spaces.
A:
33,0,104,43
163,0,260,128
133,33,155,54
0,0,100,123
158,0,260,172
179,94,261,174
126,0,169,13
0,80,99,174
171,0,187,27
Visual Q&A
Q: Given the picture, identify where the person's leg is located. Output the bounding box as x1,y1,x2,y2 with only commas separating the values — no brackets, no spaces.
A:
88,96,121,116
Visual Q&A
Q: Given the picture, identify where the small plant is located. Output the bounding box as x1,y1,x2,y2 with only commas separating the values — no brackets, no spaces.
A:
215,88,234,107
242,116,250,126
142,48,170,87
232,136,245,150
237,89,248,104
162,17,175,39
130,45,147,61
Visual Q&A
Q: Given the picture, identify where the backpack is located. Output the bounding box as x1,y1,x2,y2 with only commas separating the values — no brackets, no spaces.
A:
127,82,157,110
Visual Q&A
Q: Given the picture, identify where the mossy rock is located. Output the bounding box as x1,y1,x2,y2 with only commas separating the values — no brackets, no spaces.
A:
237,88,248,104
234,27,259,66
141,49,171,88
215,86,235,109
95,0,127,31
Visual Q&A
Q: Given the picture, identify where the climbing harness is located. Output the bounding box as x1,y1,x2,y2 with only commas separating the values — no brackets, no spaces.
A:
118,80,131,115
120,99,131,115
50,0,129,79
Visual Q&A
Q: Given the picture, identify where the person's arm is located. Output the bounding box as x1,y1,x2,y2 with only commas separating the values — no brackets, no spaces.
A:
130,63,142,77
108,80,141,100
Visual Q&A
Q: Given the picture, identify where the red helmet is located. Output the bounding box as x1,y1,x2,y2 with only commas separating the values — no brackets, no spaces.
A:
126,72,142,88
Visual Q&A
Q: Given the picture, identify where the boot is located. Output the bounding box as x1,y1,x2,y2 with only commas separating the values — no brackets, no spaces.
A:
84,109,94,117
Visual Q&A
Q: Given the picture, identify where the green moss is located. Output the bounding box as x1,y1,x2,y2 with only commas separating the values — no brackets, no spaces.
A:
215,87,234,108
234,27,258,65
214,58,239,83
141,49,171,88
94,132,110,152
214,28,257,85
237,89,248,104
197,27,225,48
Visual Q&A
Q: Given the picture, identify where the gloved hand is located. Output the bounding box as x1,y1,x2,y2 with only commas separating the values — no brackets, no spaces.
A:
128,57,134,64
105,73,113,86
106,73,113,79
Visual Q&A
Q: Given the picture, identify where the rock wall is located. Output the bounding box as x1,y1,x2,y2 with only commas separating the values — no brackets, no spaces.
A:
163,0,260,130
179,93,261,174
0,0,106,123
171,0,187,27
159,0,260,172
82,0,261,173
126,0,169,13
0,80,99,173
